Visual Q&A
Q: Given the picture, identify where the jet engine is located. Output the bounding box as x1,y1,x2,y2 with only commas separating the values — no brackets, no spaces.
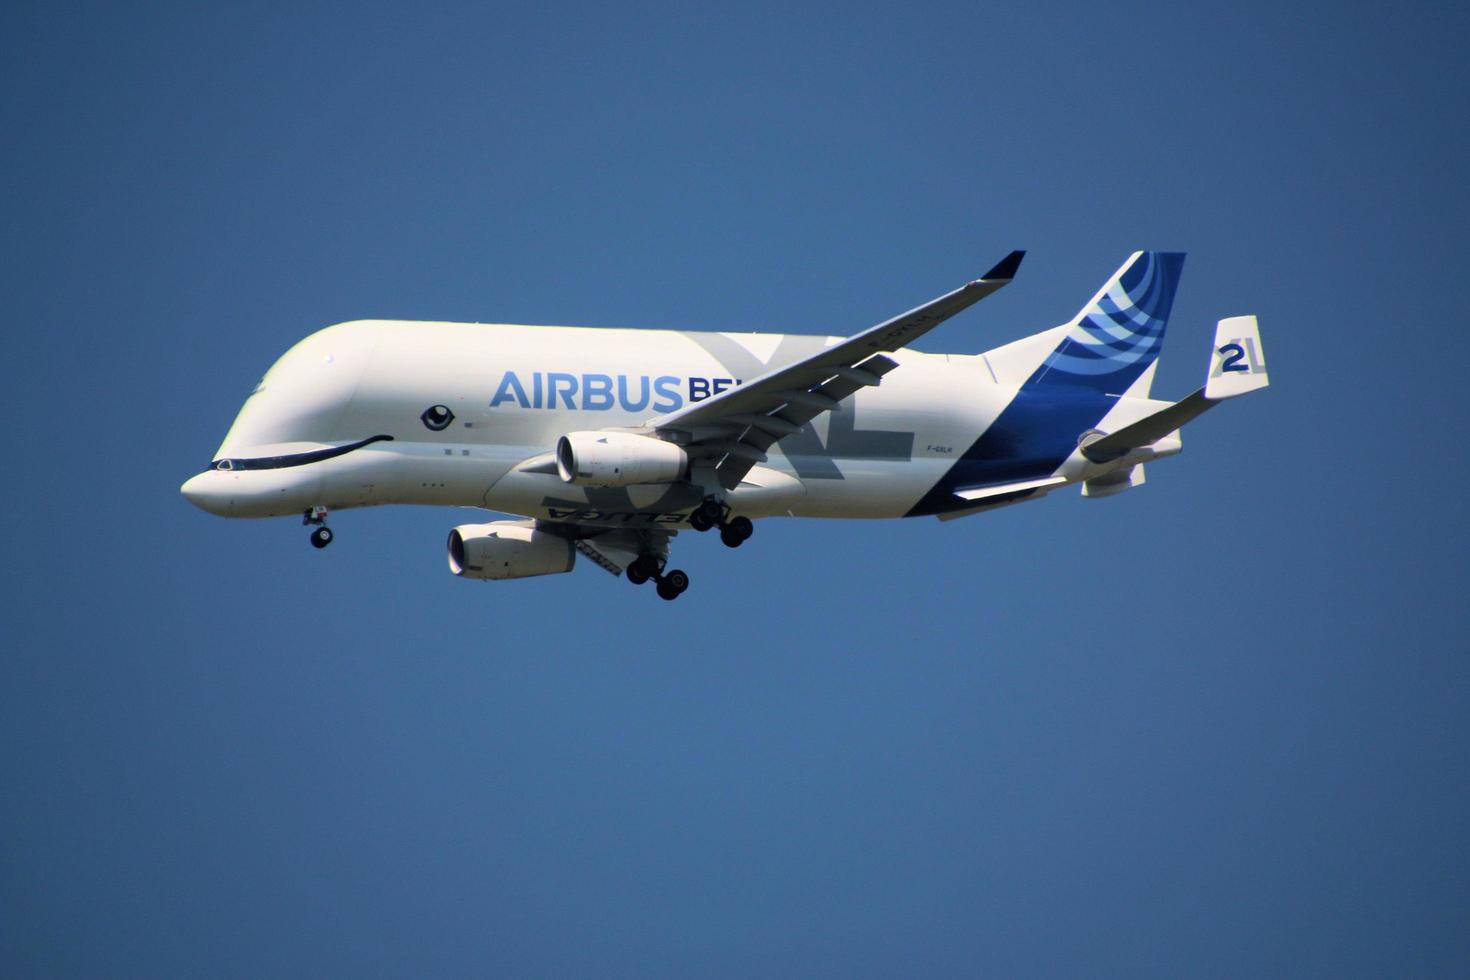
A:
447,521,575,580
555,431,687,487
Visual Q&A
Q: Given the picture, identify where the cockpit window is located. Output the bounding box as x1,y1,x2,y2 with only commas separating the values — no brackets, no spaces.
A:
215,459,235,471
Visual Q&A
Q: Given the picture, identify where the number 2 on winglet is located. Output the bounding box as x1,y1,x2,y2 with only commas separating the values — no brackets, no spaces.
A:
1217,343,1248,373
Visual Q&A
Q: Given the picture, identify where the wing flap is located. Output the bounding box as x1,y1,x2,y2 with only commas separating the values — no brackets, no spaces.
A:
575,539,630,576
565,527,675,577
955,476,1068,502
935,475,1068,521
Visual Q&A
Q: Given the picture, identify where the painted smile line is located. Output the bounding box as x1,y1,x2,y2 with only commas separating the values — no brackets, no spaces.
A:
211,434,394,471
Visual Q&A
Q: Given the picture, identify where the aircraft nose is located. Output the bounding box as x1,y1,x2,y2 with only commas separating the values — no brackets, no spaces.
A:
180,471,231,515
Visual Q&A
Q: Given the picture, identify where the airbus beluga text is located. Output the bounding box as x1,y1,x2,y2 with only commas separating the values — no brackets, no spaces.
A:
181,252,1268,601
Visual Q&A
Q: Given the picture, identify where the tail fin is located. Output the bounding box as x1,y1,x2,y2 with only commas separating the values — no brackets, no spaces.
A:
1024,251,1185,392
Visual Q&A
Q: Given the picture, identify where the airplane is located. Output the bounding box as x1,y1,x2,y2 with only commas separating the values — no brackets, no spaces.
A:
180,251,1268,600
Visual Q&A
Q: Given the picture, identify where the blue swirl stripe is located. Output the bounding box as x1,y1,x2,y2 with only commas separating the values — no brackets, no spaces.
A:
1027,251,1185,391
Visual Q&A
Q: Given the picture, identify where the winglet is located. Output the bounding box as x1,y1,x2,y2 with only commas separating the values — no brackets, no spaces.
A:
1204,315,1269,400
980,250,1025,281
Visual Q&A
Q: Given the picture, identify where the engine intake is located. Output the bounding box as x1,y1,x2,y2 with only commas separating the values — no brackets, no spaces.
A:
555,431,687,487
447,521,575,580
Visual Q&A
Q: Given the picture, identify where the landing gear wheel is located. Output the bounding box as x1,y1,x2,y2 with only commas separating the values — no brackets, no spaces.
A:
304,506,331,549
656,568,690,600
626,555,659,585
691,497,725,532
720,515,754,548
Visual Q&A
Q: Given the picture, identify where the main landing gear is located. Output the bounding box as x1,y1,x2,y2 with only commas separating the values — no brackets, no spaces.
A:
688,497,754,549
304,506,333,549
625,554,690,601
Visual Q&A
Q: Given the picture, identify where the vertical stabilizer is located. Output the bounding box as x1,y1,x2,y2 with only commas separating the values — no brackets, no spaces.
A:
1024,251,1185,393
1122,359,1159,399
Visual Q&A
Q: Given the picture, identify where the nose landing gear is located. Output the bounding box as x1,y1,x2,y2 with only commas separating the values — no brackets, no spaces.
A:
304,506,333,549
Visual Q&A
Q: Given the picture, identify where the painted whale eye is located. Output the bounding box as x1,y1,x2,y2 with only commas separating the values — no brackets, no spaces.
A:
421,405,455,431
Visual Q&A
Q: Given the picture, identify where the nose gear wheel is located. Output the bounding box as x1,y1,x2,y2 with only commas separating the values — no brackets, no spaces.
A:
303,506,333,548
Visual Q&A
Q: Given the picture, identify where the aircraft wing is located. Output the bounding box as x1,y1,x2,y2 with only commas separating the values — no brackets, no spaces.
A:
652,250,1024,489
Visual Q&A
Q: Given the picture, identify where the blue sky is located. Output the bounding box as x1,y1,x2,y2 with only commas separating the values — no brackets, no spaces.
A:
5,2,1468,976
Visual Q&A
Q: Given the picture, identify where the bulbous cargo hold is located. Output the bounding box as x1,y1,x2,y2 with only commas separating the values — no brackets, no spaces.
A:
555,431,688,487
447,522,576,580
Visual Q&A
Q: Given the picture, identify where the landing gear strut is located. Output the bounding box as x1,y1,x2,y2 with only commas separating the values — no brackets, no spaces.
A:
304,506,333,549
626,554,690,600
689,497,754,548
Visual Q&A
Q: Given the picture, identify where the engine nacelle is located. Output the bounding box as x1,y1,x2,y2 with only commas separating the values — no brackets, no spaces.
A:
555,431,688,487
447,522,575,580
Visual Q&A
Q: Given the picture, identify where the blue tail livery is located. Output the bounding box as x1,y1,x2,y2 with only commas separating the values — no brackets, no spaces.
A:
1026,251,1184,393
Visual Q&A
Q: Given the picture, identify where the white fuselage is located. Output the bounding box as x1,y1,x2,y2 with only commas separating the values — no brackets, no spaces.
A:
180,319,1173,528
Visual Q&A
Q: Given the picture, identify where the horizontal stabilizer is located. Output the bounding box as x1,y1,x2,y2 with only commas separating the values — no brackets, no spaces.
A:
1083,315,1269,463
1081,391,1212,463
